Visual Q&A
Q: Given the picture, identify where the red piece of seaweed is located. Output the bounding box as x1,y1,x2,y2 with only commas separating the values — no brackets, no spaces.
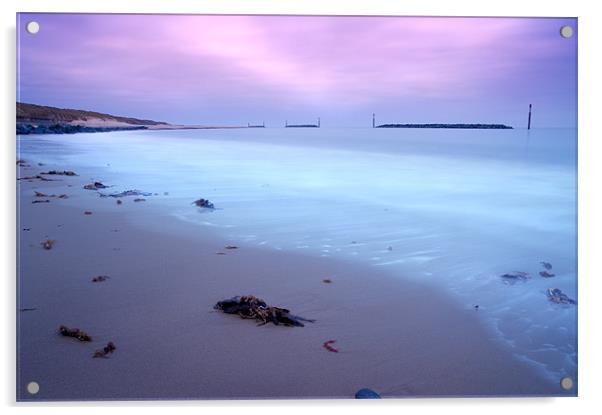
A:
323,339,339,353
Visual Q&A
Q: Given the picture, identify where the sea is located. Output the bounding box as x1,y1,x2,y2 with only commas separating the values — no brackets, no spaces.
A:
18,126,577,385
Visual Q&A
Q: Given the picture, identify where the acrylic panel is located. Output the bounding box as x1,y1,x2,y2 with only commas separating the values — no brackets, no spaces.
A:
16,13,577,401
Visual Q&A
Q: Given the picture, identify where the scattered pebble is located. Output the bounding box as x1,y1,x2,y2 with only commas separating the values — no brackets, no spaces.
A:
224,245,238,250
133,198,146,202
84,211,93,215
41,239,55,250
539,271,555,278
541,261,553,270
32,200,50,204
91,275,110,283
116,200,122,205
322,279,332,284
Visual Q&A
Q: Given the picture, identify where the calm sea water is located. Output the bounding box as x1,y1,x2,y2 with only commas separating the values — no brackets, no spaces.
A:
18,127,577,384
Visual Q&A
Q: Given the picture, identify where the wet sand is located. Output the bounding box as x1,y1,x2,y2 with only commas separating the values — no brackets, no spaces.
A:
16,161,561,401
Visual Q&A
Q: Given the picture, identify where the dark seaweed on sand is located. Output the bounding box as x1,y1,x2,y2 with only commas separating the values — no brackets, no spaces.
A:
214,295,315,327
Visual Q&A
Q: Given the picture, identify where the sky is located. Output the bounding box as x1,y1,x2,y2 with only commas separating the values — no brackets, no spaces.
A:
17,14,577,128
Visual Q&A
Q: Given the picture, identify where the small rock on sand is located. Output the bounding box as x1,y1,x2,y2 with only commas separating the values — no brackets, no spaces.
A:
41,239,55,250
355,388,381,399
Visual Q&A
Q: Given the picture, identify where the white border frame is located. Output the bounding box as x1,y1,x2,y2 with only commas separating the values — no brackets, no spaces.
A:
2,1,600,414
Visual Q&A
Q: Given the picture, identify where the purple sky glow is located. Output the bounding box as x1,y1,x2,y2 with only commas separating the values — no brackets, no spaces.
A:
17,14,577,128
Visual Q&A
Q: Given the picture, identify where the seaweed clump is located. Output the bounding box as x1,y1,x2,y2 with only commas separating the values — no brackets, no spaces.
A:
40,170,77,176
193,198,214,209
214,295,315,327
93,342,116,358
100,190,152,198
500,271,529,284
546,288,576,305
59,325,92,342
84,182,108,190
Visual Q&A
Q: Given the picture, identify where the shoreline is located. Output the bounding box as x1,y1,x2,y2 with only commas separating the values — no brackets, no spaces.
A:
16,123,247,135
16,156,563,400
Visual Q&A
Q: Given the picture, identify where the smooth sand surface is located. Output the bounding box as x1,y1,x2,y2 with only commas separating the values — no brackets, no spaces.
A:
16,161,561,401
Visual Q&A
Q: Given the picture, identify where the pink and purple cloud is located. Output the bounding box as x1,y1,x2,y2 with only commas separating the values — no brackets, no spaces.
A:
17,14,576,127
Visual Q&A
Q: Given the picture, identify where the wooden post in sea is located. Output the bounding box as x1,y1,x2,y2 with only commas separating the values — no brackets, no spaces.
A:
318,117,321,128
285,120,288,127
528,104,532,130
372,113,375,128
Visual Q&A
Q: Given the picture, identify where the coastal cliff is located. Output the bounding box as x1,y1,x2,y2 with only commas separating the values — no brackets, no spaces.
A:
16,102,168,135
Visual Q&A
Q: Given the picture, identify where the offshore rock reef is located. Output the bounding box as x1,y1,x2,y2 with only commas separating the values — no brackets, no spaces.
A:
16,123,148,135
376,123,513,129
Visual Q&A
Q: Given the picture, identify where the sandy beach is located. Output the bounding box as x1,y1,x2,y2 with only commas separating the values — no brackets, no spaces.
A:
16,157,563,401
